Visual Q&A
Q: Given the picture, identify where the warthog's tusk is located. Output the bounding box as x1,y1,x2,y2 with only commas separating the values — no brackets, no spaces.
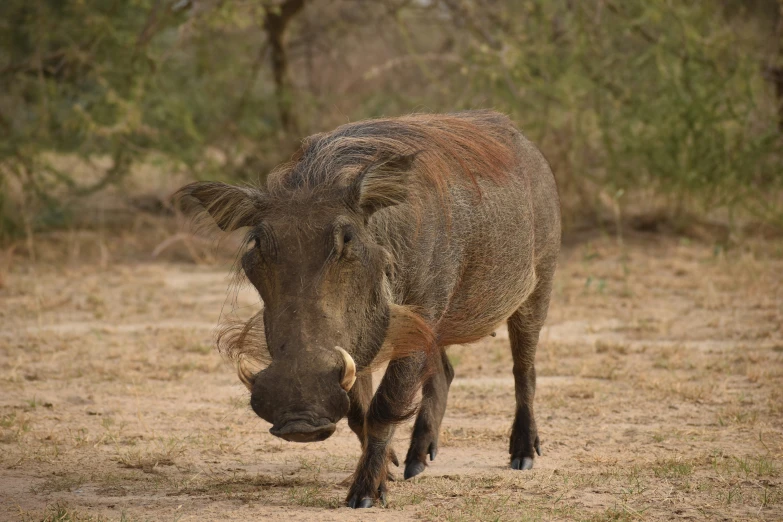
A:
237,355,256,392
335,346,356,392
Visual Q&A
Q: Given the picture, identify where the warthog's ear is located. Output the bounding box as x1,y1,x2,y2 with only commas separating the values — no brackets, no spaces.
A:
348,152,418,216
174,182,266,231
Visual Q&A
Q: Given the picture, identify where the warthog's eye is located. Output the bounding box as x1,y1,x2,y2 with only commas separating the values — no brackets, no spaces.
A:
245,224,277,266
333,223,357,259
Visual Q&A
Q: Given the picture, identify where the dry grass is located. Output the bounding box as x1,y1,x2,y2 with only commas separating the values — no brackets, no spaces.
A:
0,230,781,520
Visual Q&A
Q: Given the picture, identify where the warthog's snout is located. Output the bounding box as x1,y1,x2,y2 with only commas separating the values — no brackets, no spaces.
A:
269,416,336,443
248,350,352,443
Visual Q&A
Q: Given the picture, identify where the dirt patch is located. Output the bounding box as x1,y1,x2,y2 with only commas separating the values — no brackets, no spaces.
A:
0,234,781,520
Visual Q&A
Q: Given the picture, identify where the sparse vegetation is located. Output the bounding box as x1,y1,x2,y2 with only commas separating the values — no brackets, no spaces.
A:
1,1,781,241
0,411,32,444
652,458,694,478
31,476,86,495
1,234,781,519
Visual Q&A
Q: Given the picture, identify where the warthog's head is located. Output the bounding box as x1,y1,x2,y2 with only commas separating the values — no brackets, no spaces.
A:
176,153,420,442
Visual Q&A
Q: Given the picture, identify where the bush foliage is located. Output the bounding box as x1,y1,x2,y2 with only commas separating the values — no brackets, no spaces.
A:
0,0,781,239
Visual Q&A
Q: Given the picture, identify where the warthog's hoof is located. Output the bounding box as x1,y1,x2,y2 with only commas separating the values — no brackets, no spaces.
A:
404,460,426,480
511,457,534,470
347,489,386,509
347,482,387,509
347,497,374,509
404,442,437,479
510,439,542,470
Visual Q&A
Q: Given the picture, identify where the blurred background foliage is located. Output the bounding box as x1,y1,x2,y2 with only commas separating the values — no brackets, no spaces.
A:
1,0,782,242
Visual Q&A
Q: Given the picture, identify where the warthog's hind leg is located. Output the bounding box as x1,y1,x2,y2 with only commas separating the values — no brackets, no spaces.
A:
508,275,554,470
403,348,454,479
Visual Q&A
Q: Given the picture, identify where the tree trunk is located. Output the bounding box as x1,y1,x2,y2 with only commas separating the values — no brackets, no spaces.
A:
264,0,306,134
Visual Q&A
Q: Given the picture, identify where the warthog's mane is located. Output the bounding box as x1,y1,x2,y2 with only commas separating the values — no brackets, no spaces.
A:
267,110,516,199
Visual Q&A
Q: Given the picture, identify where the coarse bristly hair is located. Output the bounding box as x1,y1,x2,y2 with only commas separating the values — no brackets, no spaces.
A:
267,110,517,199
178,111,519,373
215,300,438,376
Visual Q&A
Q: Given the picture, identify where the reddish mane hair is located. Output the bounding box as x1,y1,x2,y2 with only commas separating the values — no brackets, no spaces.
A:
266,110,518,198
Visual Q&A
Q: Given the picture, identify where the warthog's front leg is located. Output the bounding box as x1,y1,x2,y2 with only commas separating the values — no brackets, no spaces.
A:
346,372,373,446
345,372,399,485
346,354,425,508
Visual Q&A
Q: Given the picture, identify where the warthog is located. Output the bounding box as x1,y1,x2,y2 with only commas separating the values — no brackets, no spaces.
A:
176,110,560,508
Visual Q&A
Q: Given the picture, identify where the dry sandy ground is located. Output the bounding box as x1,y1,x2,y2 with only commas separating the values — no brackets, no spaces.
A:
0,232,781,521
